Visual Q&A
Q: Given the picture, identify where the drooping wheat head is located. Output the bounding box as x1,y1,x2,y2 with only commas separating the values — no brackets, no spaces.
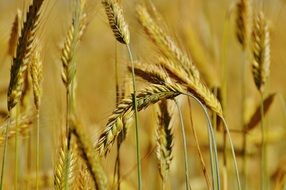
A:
158,57,223,117
96,83,183,155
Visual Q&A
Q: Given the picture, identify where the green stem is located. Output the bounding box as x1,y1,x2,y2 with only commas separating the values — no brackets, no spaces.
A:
260,92,267,190
36,110,40,190
0,116,11,190
114,41,121,190
241,50,247,190
15,107,19,190
187,98,212,190
126,44,142,190
174,98,191,190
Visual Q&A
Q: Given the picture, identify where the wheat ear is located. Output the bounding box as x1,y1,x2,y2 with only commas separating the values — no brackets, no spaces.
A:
7,9,22,57
235,0,251,49
71,119,107,190
96,83,183,155
101,0,130,44
136,5,200,79
54,141,77,190
251,12,270,93
158,57,223,117
156,100,173,182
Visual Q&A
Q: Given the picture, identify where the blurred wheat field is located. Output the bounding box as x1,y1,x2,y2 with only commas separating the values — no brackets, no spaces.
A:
0,0,286,189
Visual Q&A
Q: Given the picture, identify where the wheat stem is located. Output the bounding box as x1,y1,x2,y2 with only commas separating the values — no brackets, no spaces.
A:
126,44,142,190
14,107,19,190
36,110,40,190
186,94,220,190
260,92,267,190
174,98,191,190
0,116,11,190
187,98,211,190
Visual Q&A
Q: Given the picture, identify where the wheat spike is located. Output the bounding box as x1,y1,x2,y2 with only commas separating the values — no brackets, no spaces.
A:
235,0,251,49
0,112,35,145
8,9,22,57
61,0,87,88
136,5,200,79
30,49,43,110
158,57,223,117
7,0,44,111
251,12,270,92
156,100,173,181
54,142,77,190
71,119,107,190
74,166,92,190
129,61,169,85
102,0,130,44
96,83,183,155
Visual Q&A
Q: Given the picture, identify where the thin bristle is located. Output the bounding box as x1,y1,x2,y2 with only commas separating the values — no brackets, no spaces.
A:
102,0,130,44
96,83,183,155
8,9,22,57
156,100,173,181
7,0,45,111
251,12,270,92
235,0,251,49
136,5,200,79
54,142,77,190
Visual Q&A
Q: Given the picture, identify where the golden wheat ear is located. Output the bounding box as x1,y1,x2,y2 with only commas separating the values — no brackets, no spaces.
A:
96,83,183,155
251,12,270,92
54,140,77,190
235,0,251,49
156,100,174,182
101,0,130,45
8,9,22,58
136,5,200,80
71,119,107,190
7,0,45,111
